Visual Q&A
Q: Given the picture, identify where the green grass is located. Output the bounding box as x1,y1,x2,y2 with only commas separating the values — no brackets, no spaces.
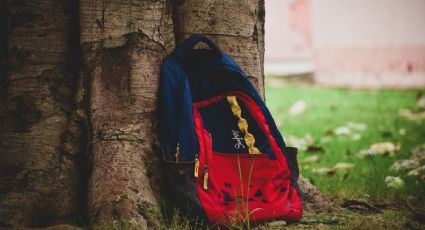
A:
265,84,425,204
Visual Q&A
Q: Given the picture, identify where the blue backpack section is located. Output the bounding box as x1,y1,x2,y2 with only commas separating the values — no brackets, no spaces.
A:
158,34,286,162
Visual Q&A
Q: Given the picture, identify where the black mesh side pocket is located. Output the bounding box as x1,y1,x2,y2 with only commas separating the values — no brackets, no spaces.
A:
162,158,208,222
281,147,303,201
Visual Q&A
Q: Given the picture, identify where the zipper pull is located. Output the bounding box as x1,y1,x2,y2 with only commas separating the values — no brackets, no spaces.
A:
203,165,209,190
194,154,200,178
175,143,180,163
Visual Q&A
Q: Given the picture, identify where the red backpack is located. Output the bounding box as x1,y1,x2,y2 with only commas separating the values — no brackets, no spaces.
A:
159,34,303,225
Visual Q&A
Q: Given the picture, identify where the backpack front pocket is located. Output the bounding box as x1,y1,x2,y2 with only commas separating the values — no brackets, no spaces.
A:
192,92,302,224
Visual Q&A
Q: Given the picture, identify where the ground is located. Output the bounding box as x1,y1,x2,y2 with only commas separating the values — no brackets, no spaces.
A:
262,83,425,229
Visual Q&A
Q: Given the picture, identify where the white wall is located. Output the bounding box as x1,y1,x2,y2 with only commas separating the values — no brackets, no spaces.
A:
265,0,313,63
311,0,425,48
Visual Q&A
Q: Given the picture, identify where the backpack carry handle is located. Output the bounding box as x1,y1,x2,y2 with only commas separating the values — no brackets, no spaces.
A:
173,34,222,61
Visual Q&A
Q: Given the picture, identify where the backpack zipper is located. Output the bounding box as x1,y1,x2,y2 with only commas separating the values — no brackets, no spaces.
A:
202,132,212,190
194,154,199,178
175,143,180,163
203,165,209,190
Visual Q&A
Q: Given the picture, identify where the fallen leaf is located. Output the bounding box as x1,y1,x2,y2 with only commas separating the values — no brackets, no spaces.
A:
412,144,425,161
407,165,425,177
384,176,405,189
286,136,304,150
399,109,425,120
304,134,315,144
286,134,315,151
288,100,307,115
417,93,425,109
306,145,325,154
332,122,366,140
347,122,367,131
370,142,400,156
399,128,406,136
351,133,362,141
334,126,351,135
312,167,333,175
356,142,400,158
356,149,374,158
332,162,355,170
286,135,304,150
312,162,354,176
390,159,420,172
301,155,319,164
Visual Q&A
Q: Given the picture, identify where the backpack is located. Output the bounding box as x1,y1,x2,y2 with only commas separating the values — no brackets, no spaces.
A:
158,34,303,225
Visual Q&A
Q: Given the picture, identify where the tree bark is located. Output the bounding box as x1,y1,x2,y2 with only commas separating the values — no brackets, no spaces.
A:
79,0,174,228
0,0,83,227
0,0,329,228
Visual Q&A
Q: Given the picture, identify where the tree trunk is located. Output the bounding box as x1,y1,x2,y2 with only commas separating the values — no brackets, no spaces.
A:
79,0,174,228
0,0,83,227
0,0,329,228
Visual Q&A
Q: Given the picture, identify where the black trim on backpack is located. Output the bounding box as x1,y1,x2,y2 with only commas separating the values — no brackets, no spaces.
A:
281,147,304,202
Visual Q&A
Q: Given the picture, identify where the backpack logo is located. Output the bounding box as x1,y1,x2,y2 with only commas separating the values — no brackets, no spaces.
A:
232,130,245,149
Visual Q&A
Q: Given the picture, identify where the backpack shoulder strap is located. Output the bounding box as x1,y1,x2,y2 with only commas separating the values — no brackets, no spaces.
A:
172,34,222,62
159,34,222,162
159,55,198,162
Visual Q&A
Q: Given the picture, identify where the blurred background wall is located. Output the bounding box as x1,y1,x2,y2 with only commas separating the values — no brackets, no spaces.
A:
265,0,425,88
